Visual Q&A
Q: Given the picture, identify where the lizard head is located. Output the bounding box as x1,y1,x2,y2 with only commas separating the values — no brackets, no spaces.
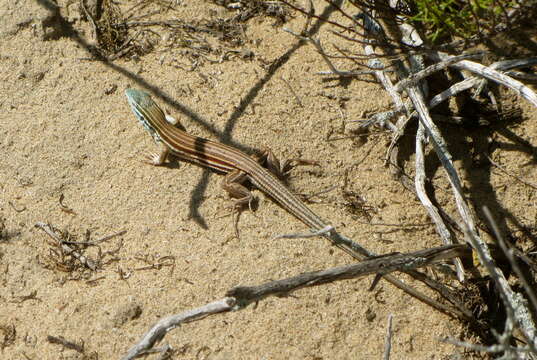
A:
125,89,164,143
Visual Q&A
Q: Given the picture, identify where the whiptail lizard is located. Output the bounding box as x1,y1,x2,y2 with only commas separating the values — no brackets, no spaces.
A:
125,88,367,259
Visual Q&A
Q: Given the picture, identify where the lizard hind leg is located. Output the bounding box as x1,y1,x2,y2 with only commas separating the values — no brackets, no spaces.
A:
221,169,256,238
256,148,320,179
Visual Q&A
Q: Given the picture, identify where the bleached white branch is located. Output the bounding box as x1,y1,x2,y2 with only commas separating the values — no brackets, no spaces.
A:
122,298,236,360
429,52,537,108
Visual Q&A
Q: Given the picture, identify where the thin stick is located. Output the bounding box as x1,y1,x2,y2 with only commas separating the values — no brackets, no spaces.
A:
409,81,482,245
316,69,393,77
95,230,128,244
47,335,84,353
358,13,412,165
486,155,537,190
280,76,304,107
491,57,537,71
415,125,465,281
283,28,344,76
383,314,394,360
442,337,532,355
79,0,99,44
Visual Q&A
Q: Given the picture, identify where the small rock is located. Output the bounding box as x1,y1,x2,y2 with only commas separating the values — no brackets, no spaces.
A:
109,299,142,328
365,307,376,322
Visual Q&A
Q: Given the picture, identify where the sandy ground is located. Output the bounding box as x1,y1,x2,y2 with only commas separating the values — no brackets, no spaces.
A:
1,1,536,359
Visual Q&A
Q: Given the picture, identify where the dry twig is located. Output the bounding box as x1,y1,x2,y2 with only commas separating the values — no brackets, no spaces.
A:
122,244,470,359
383,314,394,360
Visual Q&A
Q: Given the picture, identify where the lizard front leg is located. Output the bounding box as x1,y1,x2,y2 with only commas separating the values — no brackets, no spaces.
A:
143,142,170,166
142,112,182,166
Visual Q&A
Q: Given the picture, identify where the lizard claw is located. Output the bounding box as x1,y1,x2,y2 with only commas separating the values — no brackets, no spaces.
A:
142,152,162,166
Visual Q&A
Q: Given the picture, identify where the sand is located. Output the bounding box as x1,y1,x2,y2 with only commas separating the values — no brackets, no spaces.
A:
1,1,536,359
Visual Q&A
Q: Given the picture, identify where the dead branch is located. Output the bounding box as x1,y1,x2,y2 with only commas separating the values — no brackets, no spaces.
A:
227,244,469,303
415,124,465,280
122,244,470,359
429,52,537,109
121,298,236,360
